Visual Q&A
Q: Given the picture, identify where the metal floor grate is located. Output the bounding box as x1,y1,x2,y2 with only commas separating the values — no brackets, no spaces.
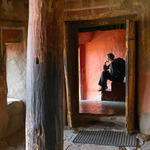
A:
73,130,137,147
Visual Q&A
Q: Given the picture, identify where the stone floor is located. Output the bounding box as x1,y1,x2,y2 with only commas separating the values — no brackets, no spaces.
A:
64,122,150,150
0,123,150,150
79,99,125,116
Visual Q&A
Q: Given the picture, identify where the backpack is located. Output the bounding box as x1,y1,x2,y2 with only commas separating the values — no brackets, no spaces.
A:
114,58,125,77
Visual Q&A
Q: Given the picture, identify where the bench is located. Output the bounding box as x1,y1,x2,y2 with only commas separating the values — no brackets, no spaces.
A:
101,82,125,101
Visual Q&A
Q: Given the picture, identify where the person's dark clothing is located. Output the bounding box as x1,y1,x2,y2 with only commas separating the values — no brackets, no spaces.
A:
98,61,124,89
103,61,117,76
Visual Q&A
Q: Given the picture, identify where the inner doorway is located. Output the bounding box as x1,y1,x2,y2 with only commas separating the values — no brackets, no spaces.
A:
78,25,126,116
6,42,26,104
1,27,26,104
64,15,137,133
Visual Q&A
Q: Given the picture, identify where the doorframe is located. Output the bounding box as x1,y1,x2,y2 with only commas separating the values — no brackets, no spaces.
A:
64,14,137,132
0,26,26,104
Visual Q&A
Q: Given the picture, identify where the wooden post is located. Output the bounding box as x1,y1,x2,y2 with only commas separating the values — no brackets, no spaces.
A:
126,20,136,134
26,0,64,149
0,57,9,139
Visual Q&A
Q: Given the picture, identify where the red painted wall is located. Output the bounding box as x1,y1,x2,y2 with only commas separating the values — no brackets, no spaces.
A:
79,29,126,100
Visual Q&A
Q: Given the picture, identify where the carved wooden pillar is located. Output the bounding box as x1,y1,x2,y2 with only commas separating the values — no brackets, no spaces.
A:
26,0,64,149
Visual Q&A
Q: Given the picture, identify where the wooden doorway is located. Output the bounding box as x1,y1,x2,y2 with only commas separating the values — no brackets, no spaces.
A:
64,15,137,133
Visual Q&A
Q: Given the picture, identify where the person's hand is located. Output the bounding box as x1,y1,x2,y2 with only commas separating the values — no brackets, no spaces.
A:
104,60,109,65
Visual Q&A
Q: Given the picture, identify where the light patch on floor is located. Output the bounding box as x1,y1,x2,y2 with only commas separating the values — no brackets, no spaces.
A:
7,98,22,104
79,99,125,116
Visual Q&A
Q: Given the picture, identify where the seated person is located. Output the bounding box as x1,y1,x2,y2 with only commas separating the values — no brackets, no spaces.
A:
97,53,125,91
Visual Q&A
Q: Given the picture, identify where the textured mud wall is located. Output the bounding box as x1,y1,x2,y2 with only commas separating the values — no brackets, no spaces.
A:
65,0,150,134
0,0,28,22
0,0,27,140
79,30,126,99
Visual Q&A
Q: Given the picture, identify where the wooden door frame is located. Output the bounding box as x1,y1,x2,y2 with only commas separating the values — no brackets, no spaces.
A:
64,14,137,131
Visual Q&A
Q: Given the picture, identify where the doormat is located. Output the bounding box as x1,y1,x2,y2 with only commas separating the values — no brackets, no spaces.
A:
73,130,137,147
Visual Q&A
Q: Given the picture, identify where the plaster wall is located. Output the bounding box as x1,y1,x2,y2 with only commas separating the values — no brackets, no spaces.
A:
65,0,150,134
6,42,26,101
